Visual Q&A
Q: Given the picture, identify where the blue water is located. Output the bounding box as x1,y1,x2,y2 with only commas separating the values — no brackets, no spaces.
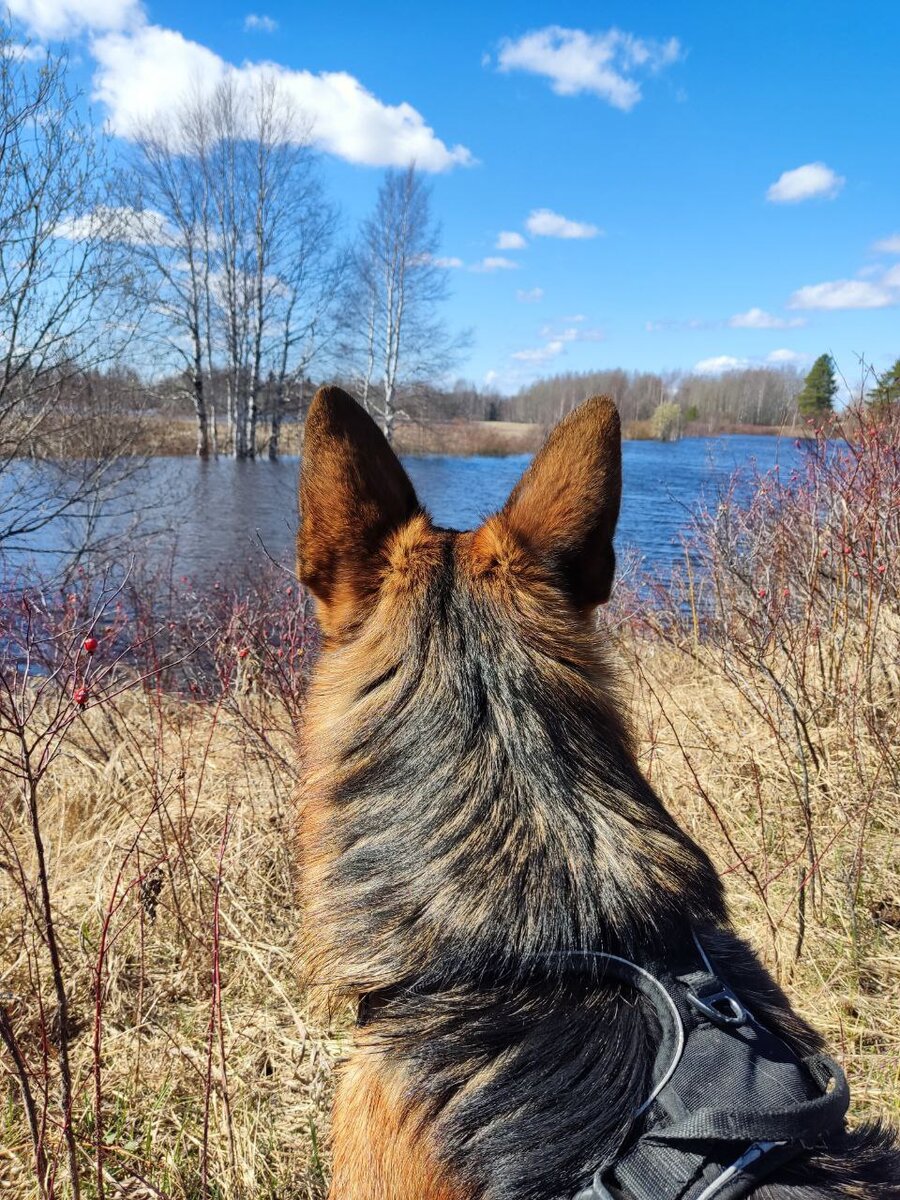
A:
0,434,800,585
406,436,796,575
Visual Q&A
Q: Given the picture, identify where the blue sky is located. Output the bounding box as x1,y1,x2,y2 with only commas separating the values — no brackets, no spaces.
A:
10,0,900,393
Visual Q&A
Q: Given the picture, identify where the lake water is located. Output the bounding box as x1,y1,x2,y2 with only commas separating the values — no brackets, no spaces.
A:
2,434,801,585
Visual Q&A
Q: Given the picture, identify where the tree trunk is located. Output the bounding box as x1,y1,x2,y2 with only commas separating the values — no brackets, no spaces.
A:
267,380,283,461
193,390,210,459
246,386,259,460
191,343,210,459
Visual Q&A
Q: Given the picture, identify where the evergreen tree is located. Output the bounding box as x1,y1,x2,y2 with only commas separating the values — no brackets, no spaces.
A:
867,358,900,408
797,354,838,418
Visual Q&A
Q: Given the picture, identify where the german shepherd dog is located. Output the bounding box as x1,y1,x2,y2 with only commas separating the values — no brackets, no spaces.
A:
296,387,899,1199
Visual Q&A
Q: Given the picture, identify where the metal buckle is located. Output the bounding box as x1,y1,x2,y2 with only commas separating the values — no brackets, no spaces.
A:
573,1170,619,1200
686,981,748,1026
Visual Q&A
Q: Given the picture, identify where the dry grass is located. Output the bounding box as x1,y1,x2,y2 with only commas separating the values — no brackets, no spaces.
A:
1,689,340,1200
619,634,900,1120
392,420,543,456
79,414,800,458
2,409,898,1196
2,629,898,1198
132,416,545,459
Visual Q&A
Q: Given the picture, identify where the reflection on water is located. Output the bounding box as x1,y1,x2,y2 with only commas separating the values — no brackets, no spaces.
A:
1,434,799,585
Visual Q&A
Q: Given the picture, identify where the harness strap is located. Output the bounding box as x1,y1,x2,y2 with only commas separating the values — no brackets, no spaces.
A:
572,940,850,1200
644,1052,848,1146
579,1140,808,1200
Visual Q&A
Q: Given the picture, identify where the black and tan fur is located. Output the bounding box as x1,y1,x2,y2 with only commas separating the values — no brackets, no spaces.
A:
296,387,900,1199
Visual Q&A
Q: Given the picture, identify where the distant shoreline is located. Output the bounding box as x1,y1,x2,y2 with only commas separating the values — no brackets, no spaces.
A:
135,415,804,459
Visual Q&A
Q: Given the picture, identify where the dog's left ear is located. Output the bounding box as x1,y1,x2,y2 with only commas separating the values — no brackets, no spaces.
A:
491,395,621,608
298,386,420,634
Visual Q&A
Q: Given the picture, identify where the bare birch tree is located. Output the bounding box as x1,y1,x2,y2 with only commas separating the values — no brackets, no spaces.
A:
123,74,341,459
205,75,342,459
0,30,141,560
349,166,463,442
118,99,219,457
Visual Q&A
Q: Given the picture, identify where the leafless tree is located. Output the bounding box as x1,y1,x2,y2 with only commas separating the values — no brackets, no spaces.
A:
116,97,220,457
0,30,142,561
123,74,342,460
208,75,342,460
348,165,464,442
505,365,802,430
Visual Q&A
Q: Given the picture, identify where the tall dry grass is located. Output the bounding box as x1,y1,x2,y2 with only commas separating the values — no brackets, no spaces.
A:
612,407,900,1116
132,415,545,459
1,407,898,1197
0,574,338,1200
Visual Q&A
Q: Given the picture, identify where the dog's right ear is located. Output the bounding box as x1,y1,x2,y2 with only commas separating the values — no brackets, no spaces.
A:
298,387,420,635
478,395,622,609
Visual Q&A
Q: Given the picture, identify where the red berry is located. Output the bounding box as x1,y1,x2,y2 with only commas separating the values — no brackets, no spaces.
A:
238,647,249,659
73,686,89,706
83,637,98,654
757,588,767,599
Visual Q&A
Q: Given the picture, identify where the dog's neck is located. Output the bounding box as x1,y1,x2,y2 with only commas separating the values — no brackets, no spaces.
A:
299,604,726,999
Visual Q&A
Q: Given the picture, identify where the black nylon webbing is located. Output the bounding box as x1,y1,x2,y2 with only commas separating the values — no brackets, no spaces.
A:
572,941,850,1200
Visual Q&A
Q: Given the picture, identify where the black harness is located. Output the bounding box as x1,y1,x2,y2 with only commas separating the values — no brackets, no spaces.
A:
571,937,850,1200
357,935,850,1200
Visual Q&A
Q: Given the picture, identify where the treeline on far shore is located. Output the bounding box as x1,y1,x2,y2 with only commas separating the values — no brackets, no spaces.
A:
35,360,810,462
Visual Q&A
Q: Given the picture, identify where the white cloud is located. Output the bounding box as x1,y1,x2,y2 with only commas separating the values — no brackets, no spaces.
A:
882,263,900,288
91,25,224,131
516,287,544,303
9,0,142,38
512,340,566,363
540,325,578,342
873,234,900,254
540,323,604,344
433,256,464,269
8,40,49,60
525,208,600,239
54,203,173,244
788,279,896,310
513,321,604,364
729,307,806,329
496,25,681,111
470,256,519,272
496,230,526,250
90,25,472,171
694,355,750,375
646,317,710,332
766,162,845,204
694,349,809,373
244,13,277,32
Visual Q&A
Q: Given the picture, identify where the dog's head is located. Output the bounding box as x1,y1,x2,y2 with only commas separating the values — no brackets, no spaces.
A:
298,385,621,645
296,387,722,983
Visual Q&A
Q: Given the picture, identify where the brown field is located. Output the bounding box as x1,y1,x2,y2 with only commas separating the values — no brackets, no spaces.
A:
129,416,546,458
1,625,897,1198
127,414,799,458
